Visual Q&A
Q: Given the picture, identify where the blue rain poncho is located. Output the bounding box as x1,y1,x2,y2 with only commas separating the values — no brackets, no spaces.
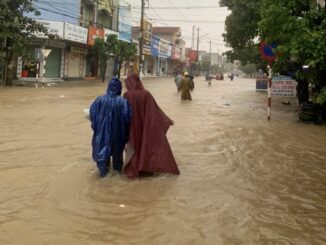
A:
90,78,132,173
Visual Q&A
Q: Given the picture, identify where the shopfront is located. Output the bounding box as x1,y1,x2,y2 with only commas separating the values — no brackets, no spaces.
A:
86,26,105,77
158,38,172,75
63,23,88,79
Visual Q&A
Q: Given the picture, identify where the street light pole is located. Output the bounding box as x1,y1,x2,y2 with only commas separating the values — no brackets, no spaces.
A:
139,0,145,77
209,40,211,75
196,27,199,76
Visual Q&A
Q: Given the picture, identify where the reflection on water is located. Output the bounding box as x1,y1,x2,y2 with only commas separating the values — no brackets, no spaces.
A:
0,78,325,244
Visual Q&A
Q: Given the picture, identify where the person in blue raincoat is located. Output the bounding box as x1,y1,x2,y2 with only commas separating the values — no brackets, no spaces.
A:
90,77,132,177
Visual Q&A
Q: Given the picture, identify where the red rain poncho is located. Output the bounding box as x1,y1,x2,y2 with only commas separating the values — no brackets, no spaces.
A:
123,74,180,178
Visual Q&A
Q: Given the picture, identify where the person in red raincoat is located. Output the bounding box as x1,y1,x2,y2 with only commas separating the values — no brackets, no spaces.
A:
123,73,180,178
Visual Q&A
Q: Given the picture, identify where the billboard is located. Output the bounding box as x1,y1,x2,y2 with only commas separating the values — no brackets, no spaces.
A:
256,74,268,91
172,46,181,60
64,23,88,44
118,5,132,43
143,20,152,55
87,26,104,46
151,36,160,57
158,38,172,58
34,20,64,39
272,76,297,97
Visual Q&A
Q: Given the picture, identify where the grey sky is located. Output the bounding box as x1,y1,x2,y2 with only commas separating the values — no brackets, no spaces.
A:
122,0,230,54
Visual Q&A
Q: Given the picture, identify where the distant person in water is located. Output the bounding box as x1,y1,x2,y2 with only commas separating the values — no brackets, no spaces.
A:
123,73,180,178
174,71,182,92
90,77,132,177
178,71,194,101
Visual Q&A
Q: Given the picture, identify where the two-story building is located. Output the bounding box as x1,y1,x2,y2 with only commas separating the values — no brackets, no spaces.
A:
17,0,123,82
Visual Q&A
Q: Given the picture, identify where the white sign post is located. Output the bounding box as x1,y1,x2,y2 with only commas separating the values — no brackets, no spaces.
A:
40,49,52,88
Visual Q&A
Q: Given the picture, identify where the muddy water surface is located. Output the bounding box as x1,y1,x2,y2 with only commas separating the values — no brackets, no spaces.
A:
0,77,325,245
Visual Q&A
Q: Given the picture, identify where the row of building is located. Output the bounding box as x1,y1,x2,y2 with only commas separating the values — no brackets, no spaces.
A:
1,0,226,84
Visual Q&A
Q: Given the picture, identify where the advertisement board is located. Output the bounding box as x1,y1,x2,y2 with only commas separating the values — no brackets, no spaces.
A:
256,74,268,91
87,26,105,46
172,46,181,60
271,76,297,97
158,38,172,58
143,20,152,55
151,36,159,57
119,5,132,43
64,23,88,44
34,20,64,39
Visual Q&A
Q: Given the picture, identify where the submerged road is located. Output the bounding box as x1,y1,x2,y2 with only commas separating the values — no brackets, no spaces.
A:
0,77,325,244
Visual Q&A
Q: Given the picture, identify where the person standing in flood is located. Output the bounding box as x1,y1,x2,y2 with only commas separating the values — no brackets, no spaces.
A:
178,71,194,101
123,73,180,178
90,77,132,177
174,71,182,92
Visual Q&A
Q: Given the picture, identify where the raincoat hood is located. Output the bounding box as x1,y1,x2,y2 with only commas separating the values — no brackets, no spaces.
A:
125,74,144,91
107,77,122,96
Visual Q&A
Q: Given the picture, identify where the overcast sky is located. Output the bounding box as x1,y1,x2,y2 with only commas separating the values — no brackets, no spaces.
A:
122,0,230,54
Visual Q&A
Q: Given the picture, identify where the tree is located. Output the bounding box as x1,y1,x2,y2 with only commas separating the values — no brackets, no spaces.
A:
220,0,326,106
199,55,210,73
259,0,326,105
103,34,137,79
92,34,137,81
219,0,262,65
116,41,137,78
92,38,109,83
0,0,47,85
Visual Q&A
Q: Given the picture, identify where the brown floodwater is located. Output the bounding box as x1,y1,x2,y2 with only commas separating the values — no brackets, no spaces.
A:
0,77,325,245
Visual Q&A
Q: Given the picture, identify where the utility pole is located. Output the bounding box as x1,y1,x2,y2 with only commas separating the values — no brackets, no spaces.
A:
139,0,145,77
196,27,199,76
209,40,211,75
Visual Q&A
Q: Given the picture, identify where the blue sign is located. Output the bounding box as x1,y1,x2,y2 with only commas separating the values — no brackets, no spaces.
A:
118,6,132,43
151,36,160,57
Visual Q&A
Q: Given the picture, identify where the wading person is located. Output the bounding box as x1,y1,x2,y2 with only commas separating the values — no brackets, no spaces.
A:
174,71,182,92
123,73,180,178
179,71,194,101
90,77,132,177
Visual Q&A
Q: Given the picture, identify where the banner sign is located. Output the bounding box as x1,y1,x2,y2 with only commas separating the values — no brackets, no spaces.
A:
34,20,64,39
256,74,268,91
118,5,132,42
143,20,152,55
158,38,171,58
151,36,160,57
272,76,297,97
64,23,88,44
70,46,88,54
104,28,119,39
172,46,181,60
87,26,104,46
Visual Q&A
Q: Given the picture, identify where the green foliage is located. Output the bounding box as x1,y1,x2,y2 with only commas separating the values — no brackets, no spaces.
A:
221,0,326,103
199,56,210,72
219,0,261,64
0,0,47,57
92,34,137,80
317,87,326,105
239,63,257,75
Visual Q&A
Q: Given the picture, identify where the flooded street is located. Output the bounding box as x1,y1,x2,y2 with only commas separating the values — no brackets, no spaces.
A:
0,77,325,245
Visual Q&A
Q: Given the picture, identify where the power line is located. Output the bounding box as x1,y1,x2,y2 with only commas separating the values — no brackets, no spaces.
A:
134,5,223,9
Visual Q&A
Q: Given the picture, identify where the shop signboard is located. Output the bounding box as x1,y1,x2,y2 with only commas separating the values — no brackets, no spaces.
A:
104,29,119,40
87,26,105,46
118,5,132,42
151,36,160,57
64,23,88,44
158,38,172,58
34,20,64,39
271,76,297,97
172,46,181,60
71,46,88,54
256,74,268,91
143,20,152,55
